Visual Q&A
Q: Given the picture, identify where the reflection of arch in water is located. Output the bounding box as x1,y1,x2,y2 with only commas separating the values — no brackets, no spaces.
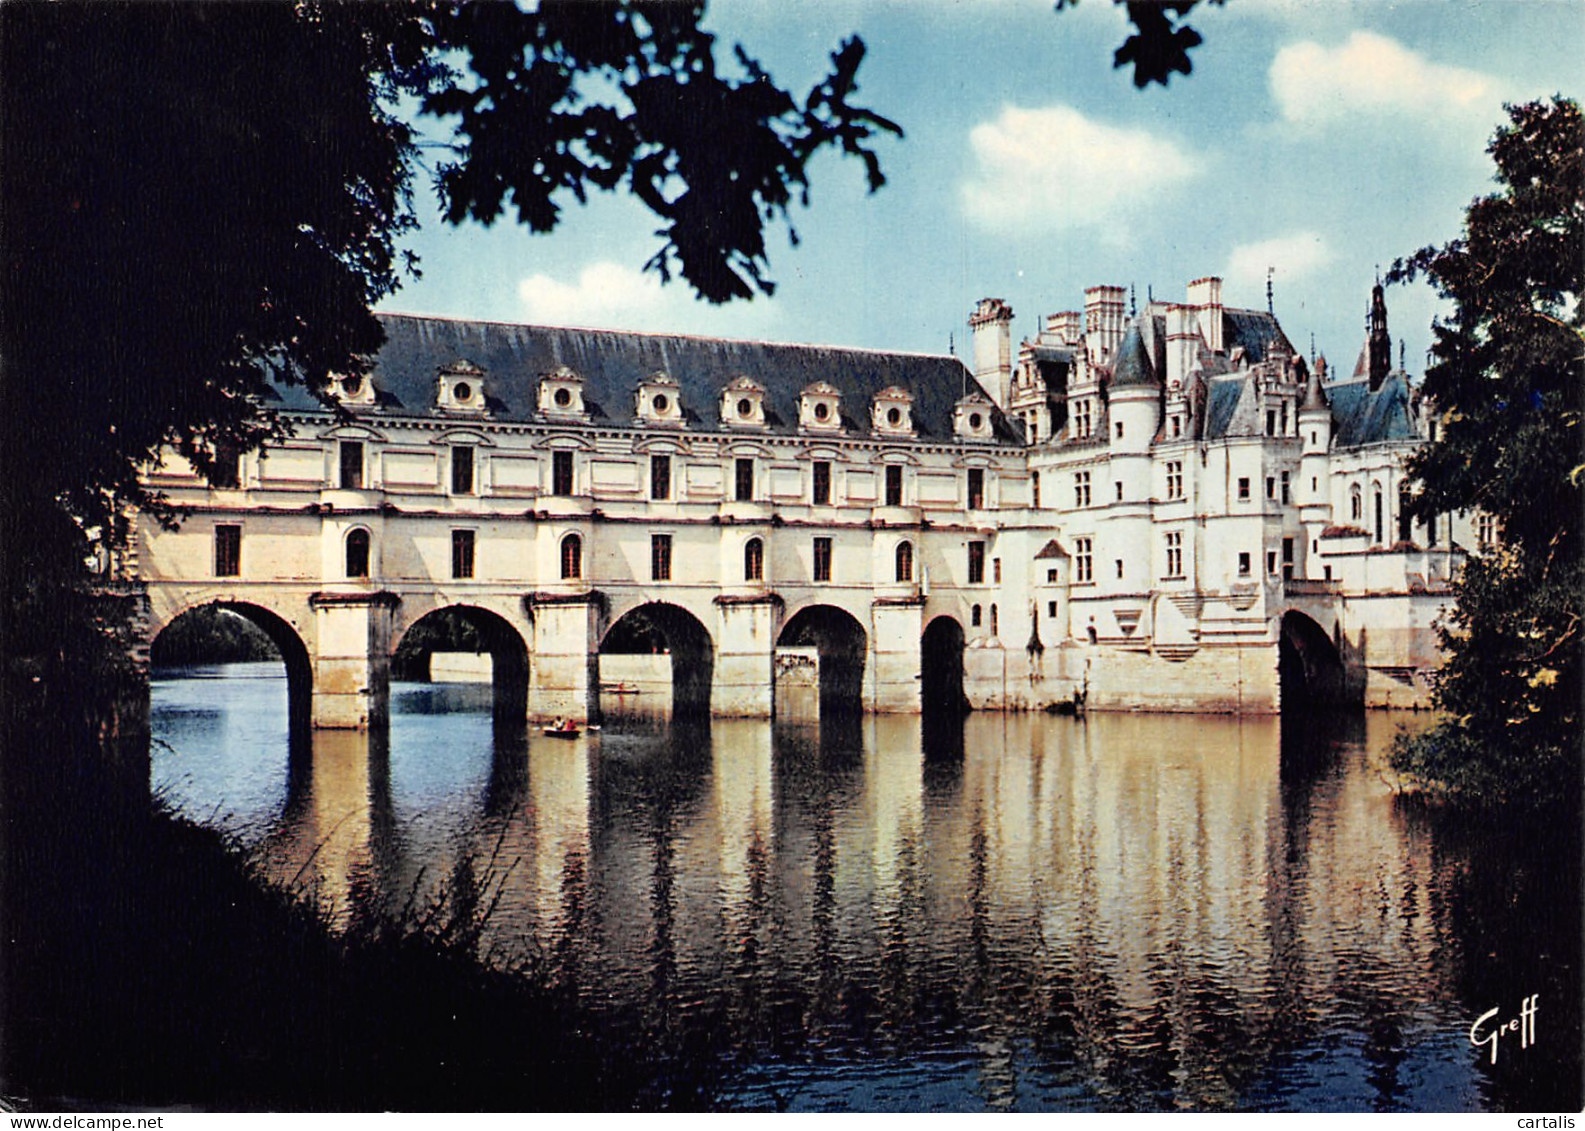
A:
600,602,714,716
921,615,967,717
778,604,867,713
151,600,313,733
393,605,529,723
1278,610,1349,711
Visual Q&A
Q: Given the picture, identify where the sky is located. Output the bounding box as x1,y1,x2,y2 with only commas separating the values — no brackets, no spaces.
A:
378,0,1584,380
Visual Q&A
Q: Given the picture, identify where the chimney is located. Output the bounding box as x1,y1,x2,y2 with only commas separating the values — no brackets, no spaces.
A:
1046,311,1082,347
970,298,1014,409
1165,303,1197,390
1083,285,1126,368
1186,276,1223,354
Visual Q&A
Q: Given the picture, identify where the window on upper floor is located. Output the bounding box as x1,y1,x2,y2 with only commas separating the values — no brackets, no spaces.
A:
990,604,999,636
993,557,1002,584
1477,513,1496,550
553,450,574,496
451,446,475,495
1280,471,1291,505
1267,550,1278,574
1266,476,1276,500
1074,399,1093,438
735,458,754,502
895,541,913,583
1074,470,1092,508
1237,551,1251,576
1266,410,1277,437
214,524,241,577
339,441,364,490
1074,538,1093,583
346,529,371,579
812,461,832,506
971,604,982,628
1032,471,1041,508
1048,600,1058,618
452,529,475,579
1165,531,1183,578
1166,461,1183,499
651,534,672,581
1237,477,1251,500
1171,415,1182,438
744,537,764,582
651,454,671,501
968,540,985,584
560,533,582,580
1114,480,1123,502
1282,537,1295,580
885,464,903,507
967,468,985,510
212,440,241,489
813,536,832,582
1350,486,1362,522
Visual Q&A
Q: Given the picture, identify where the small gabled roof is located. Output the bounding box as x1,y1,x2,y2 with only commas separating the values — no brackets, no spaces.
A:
1033,538,1070,560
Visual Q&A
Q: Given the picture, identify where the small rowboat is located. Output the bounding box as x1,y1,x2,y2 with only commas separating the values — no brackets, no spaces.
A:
543,727,581,739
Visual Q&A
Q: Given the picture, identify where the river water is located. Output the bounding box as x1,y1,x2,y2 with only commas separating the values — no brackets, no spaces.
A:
150,663,1581,1112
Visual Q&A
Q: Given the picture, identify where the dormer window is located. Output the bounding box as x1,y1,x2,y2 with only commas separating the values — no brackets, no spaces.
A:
721,375,767,429
953,392,995,440
329,370,377,407
871,387,915,436
799,381,843,433
635,371,685,427
437,360,488,414
538,365,588,420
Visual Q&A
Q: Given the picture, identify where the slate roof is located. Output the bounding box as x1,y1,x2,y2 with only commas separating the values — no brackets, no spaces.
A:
1033,538,1070,560
1221,308,1292,363
1110,314,1167,388
1326,373,1419,447
273,314,1020,444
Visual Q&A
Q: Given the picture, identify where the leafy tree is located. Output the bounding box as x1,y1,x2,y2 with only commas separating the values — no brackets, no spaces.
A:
1387,97,1584,808
0,1,896,737
1056,0,1226,87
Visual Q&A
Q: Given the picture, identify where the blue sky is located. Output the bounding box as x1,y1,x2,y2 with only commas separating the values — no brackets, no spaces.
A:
380,0,1583,379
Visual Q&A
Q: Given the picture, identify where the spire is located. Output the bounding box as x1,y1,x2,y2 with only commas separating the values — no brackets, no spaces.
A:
1309,332,1316,366
1266,266,1274,315
1302,350,1328,413
1367,281,1391,391
1129,283,1137,317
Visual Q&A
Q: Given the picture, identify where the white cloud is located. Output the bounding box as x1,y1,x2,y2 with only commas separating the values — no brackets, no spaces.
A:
961,104,1200,235
1270,31,1499,129
516,260,780,337
1224,232,1335,295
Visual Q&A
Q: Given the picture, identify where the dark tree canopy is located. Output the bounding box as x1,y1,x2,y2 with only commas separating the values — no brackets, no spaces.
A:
0,1,896,732
1386,97,1584,808
1057,0,1226,87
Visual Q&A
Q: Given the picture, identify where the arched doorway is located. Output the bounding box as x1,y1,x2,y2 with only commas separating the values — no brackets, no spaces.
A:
921,615,967,717
150,601,313,732
392,605,530,723
1278,610,1347,711
778,605,867,714
600,602,714,717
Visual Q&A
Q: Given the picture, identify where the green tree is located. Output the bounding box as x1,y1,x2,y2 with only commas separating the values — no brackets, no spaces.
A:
1387,97,1584,808
0,2,896,735
1056,0,1226,87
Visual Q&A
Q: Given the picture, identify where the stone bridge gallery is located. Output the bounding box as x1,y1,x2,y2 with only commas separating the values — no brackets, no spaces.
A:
127,276,1472,727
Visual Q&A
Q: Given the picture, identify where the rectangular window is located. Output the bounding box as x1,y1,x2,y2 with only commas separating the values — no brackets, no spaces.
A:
1280,471,1291,505
813,537,832,582
993,558,1002,584
553,450,574,496
1238,551,1251,576
1046,568,1058,584
339,441,364,490
735,458,754,502
812,460,831,505
1266,476,1276,500
214,524,241,577
968,541,985,584
1114,480,1123,502
1032,472,1041,508
1282,537,1295,580
1171,415,1182,438
1115,421,1124,439
1075,400,1092,438
1237,477,1251,500
650,454,671,501
1165,531,1183,578
1266,410,1277,437
1047,600,1058,618
212,441,240,489
451,530,475,579
967,468,985,510
451,446,474,495
1028,419,1039,444
1280,403,1290,435
1166,461,1183,499
1074,471,1092,508
885,464,903,507
1115,558,1124,579
1267,550,1278,574
1478,513,1496,549
1074,538,1093,583
651,534,672,581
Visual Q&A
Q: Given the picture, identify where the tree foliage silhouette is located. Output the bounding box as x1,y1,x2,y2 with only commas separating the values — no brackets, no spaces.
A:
1386,97,1584,808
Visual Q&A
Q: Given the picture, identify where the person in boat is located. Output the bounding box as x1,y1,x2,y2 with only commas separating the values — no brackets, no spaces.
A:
552,716,565,732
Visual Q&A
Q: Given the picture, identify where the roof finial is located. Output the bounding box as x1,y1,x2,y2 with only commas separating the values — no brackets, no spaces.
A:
949,330,955,357
1400,339,1405,371
1266,266,1274,315
1309,332,1316,366
1129,283,1137,317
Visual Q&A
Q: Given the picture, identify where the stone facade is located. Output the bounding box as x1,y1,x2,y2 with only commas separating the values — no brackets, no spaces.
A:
135,277,1470,727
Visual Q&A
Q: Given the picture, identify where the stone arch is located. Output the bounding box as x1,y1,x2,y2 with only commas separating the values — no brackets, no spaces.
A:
150,599,314,733
599,601,715,716
921,614,967,716
392,604,530,723
778,603,867,712
1278,609,1347,711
